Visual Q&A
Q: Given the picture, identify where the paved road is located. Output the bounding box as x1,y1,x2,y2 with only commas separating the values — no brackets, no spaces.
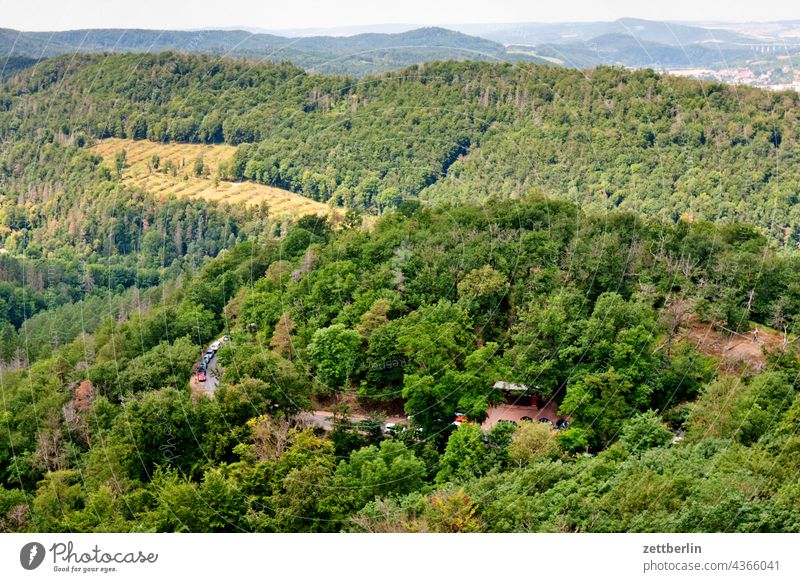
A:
191,353,405,433
299,410,338,430
199,354,220,395
299,410,406,431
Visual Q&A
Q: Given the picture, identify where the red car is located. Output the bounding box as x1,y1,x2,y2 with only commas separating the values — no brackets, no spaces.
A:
197,370,207,382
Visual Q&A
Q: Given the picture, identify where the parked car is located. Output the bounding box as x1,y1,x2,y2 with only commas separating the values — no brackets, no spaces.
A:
197,370,207,382
556,419,570,430
210,341,222,351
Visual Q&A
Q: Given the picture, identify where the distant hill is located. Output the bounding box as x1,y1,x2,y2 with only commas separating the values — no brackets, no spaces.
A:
609,17,757,46
290,27,503,54
2,20,793,78
464,17,761,46
0,56,40,79
459,18,793,71
529,32,755,68
0,26,545,75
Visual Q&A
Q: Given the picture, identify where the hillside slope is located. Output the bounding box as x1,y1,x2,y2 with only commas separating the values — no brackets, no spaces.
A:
2,53,799,244
3,195,800,532
94,138,332,219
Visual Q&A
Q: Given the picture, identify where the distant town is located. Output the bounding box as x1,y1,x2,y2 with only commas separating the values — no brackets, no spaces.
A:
667,65,800,92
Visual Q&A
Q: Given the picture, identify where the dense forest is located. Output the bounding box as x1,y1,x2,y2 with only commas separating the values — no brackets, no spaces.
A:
2,195,800,532
0,139,276,362
2,52,800,533
2,54,799,243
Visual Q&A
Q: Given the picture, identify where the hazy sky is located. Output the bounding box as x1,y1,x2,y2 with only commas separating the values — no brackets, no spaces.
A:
1,0,798,31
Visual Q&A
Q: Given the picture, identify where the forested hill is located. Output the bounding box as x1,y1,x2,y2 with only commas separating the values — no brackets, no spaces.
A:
2,53,798,244
3,196,800,532
4,50,800,535
0,27,537,75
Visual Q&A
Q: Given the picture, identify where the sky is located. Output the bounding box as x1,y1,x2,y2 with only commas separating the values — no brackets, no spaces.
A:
0,0,798,32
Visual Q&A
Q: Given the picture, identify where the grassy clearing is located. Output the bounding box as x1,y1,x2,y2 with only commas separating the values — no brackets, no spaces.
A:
94,138,333,219
505,49,564,65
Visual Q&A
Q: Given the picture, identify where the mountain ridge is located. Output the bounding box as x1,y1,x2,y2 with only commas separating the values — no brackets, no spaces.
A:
0,26,541,75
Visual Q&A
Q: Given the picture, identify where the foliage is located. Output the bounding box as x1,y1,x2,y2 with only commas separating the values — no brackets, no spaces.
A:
509,421,562,466
306,324,362,392
3,53,800,532
1,56,797,244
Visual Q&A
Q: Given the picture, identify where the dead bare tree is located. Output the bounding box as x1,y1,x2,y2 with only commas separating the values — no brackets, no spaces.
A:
248,415,293,463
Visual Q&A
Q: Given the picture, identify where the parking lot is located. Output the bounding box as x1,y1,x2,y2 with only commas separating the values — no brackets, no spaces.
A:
482,400,562,429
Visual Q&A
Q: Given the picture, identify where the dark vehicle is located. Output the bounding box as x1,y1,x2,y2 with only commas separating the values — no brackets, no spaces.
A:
538,417,552,424
520,416,533,421
556,419,570,430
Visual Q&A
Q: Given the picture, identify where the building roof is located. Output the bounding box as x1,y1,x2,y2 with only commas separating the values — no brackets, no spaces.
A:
493,381,531,392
